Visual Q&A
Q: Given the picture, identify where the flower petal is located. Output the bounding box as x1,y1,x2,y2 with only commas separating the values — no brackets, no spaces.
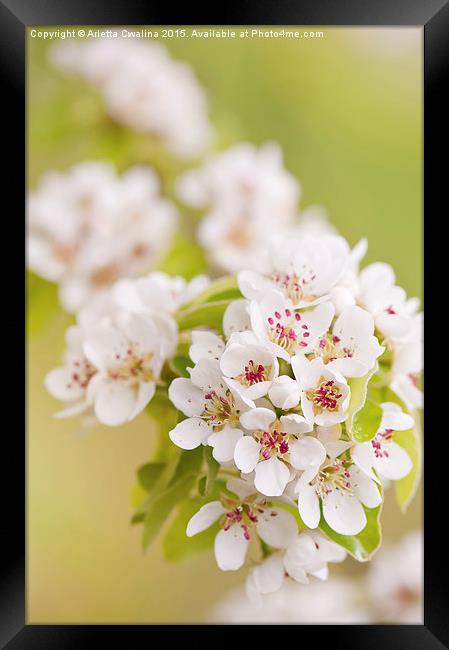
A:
289,436,326,470
322,490,367,535
268,376,301,410
208,427,242,463
297,481,320,529
256,507,298,548
93,381,136,426
284,533,319,580
186,501,225,537
214,526,249,571
254,457,290,497
239,407,276,432
349,466,383,507
234,436,261,473
251,554,285,594
168,378,203,417
169,417,210,450
372,442,413,480
189,331,225,363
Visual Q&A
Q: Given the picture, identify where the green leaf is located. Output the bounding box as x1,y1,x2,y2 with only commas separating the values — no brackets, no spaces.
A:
319,500,383,561
168,355,191,378
182,276,242,308
157,232,208,280
145,388,180,462
130,481,148,511
137,462,166,492
142,472,199,550
176,299,233,333
199,447,219,497
162,479,226,561
394,412,422,512
162,496,220,562
351,400,383,442
346,364,378,437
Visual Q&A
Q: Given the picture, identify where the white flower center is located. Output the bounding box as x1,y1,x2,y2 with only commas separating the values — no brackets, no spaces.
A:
65,358,97,391
273,271,317,304
305,376,343,414
109,347,155,384
371,428,393,458
266,308,309,355
202,389,240,430
314,333,354,364
254,421,292,461
220,494,271,541
314,459,353,498
236,359,271,386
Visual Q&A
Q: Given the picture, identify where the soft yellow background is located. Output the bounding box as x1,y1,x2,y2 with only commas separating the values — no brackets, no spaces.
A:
27,27,422,623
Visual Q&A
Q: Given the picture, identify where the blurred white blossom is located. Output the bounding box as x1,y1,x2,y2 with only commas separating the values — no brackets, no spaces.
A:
367,530,423,623
50,38,213,158
212,575,370,623
45,271,208,426
28,162,178,311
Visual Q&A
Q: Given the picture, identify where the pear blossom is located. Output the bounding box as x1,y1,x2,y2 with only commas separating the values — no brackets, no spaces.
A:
168,358,248,462
82,312,172,426
223,299,252,338
28,162,178,311
186,479,298,571
177,142,300,273
246,530,347,604
390,313,423,409
219,331,279,406
291,356,351,426
352,402,413,482
296,455,382,535
50,38,213,158
213,575,370,623
113,271,210,317
238,234,350,309
189,331,226,364
367,530,423,623
234,408,315,496
358,262,420,343
294,305,384,378
45,325,96,418
390,343,423,410
249,292,335,362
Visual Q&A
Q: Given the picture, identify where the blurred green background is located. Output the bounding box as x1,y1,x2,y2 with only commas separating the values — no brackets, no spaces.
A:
27,27,422,623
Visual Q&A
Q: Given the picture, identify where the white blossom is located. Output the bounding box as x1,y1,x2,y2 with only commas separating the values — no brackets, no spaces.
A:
246,530,347,604
358,262,420,343
367,530,423,623
50,38,213,158
293,305,384,378
168,358,248,462
177,143,300,273
186,479,298,571
45,325,96,419
234,408,315,496
238,234,351,309
28,162,178,311
219,331,279,406
352,402,413,482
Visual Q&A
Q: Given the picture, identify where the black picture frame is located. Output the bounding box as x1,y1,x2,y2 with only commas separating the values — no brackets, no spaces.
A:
4,0,446,645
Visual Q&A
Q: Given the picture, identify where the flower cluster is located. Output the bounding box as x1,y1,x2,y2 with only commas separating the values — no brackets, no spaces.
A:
213,530,422,622
28,162,178,311
176,142,336,273
50,38,213,159
45,272,209,426
165,232,421,598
